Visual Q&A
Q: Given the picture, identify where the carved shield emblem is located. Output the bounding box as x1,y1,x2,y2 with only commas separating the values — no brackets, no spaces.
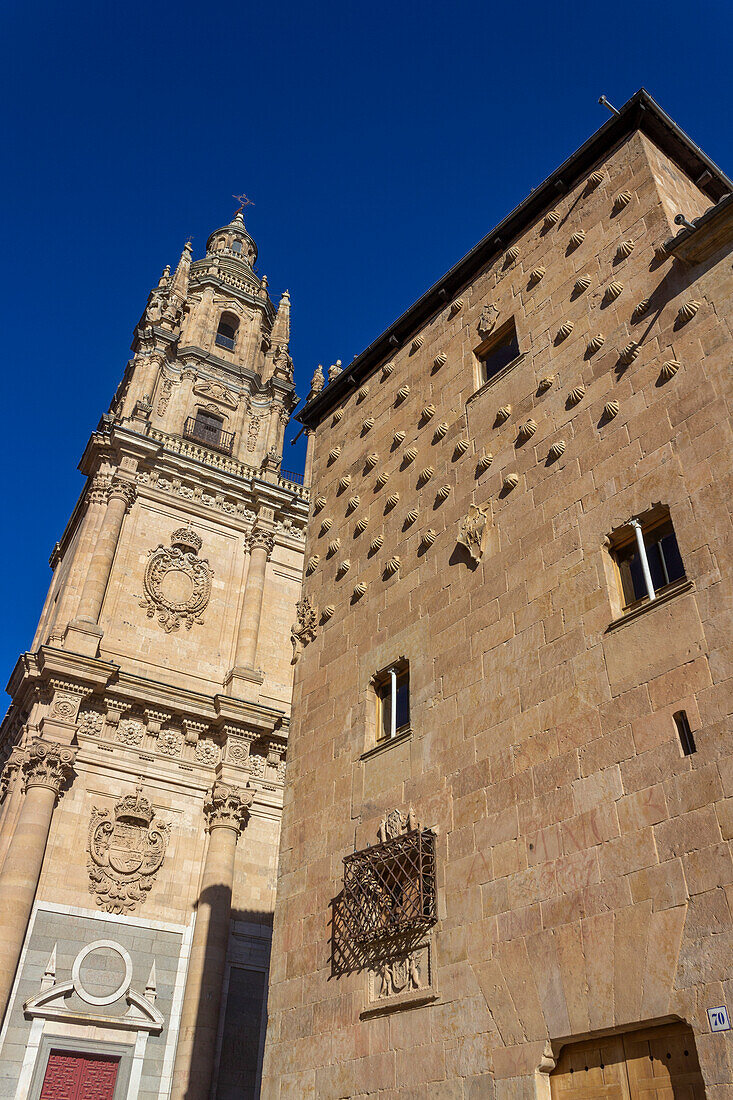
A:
477,303,500,339
88,786,170,914
139,527,213,633
457,504,490,563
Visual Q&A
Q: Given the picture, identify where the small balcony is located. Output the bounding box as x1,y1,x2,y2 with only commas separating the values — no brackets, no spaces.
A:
183,417,235,456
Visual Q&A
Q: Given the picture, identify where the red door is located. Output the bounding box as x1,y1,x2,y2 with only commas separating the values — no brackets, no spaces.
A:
40,1051,119,1100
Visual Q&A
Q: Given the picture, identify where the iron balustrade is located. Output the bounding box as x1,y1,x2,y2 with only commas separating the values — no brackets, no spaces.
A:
280,467,305,485
182,417,235,455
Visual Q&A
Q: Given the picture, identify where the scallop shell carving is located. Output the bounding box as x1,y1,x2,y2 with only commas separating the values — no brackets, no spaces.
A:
411,337,424,352
434,422,449,440
306,555,320,574
568,230,586,250
567,386,585,406
545,210,561,228
574,275,591,293
366,453,379,469
587,333,605,354
615,240,635,261
347,495,361,512
454,439,470,456
548,440,566,461
369,535,384,553
396,385,411,401
419,466,435,483
337,560,351,576
322,604,335,619
357,385,370,400
504,246,520,264
613,190,632,210
333,409,344,424
556,320,574,341
433,352,447,369
677,300,700,323
478,453,493,471
375,471,390,488
314,495,327,511
328,539,341,555
517,419,538,442
405,507,419,524
450,298,464,315
403,446,418,463
660,359,681,381
587,170,604,188
502,473,519,491
421,529,437,547
604,280,624,302
496,405,512,424
319,518,333,534
362,417,375,432
538,375,555,393
529,266,546,285
355,516,369,533
328,446,341,462
385,492,400,509
620,341,640,364
385,556,401,576
654,244,668,263
353,582,367,599
632,298,650,321
382,362,395,377
421,404,436,420
604,400,620,419
437,484,452,501
338,475,351,491
393,430,406,445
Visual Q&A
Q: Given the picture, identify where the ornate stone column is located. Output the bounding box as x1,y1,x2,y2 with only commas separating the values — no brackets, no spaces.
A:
264,400,284,455
226,527,274,697
0,740,76,1018
47,476,108,645
170,782,253,1100
65,477,135,656
304,429,315,488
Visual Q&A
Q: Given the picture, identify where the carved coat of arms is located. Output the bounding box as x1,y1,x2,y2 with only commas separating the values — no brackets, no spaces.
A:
290,596,318,664
139,527,213,632
477,303,500,339
88,785,170,913
457,504,490,564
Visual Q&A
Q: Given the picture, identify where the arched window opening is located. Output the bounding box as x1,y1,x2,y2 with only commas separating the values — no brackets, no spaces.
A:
231,239,242,254
215,312,239,351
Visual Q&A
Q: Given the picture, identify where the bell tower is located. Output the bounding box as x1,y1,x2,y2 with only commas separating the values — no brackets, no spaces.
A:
0,210,308,1099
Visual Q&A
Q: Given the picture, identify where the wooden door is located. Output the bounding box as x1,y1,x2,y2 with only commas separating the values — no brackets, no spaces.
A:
550,1024,706,1100
40,1051,119,1100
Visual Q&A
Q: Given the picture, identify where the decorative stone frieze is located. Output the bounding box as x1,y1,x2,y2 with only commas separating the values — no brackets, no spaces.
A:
457,504,490,564
87,784,170,914
291,595,319,664
204,782,254,834
195,739,219,766
77,708,104,738
23,740,76,795
139,527,214,633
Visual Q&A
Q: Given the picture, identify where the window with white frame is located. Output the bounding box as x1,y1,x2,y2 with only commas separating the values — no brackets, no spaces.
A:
374,660,410,742
609,506,687,612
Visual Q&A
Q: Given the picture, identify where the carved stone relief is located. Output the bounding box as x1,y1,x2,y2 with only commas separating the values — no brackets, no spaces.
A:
377,806,421,843
192,378,239,409
116,719,144,747
366,941,435,1011
457,504,491,564
87,785,170,913
139,527,213,633
477,303,500,339
290,596,318,664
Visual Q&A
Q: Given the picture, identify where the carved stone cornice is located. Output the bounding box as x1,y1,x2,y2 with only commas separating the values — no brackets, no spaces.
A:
246,527,274,558
22,739,76,796
203,782,254,835
107,478,137,510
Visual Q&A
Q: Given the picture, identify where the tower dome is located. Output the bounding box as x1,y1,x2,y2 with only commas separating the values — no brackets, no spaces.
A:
205,209,258,267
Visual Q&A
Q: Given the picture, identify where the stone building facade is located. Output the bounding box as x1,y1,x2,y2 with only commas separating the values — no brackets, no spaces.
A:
0,210,308,1100
262,91,733,1098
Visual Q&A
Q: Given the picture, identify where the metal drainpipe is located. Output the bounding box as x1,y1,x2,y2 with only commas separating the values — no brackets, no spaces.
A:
629,518,656,601
389,668,398,739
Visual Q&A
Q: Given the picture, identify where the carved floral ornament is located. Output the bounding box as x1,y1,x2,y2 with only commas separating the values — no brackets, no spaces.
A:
192,377,239,409
291,595,319,664
88,784,170,914
457,503,491,564
204,781,254,834
23,739,76,794
139,527,213,633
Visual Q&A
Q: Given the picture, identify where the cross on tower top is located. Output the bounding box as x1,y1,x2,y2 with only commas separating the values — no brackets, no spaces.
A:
232,193,255,214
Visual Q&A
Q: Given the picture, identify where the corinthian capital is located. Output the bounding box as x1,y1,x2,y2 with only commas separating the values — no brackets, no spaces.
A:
23,739,76,795
246,526,274,558
203,782,254,835
107,478,137,510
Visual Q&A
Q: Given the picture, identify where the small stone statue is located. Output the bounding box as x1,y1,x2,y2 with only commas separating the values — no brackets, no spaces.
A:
328,360,343,382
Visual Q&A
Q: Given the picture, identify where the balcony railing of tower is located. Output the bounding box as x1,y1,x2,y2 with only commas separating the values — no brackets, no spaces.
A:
279,467,305,485
182,416,235,455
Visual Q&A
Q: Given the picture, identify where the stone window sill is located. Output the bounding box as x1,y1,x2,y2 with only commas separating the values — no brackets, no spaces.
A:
605,578,694,634
360,989,439,1019
360,727,413,762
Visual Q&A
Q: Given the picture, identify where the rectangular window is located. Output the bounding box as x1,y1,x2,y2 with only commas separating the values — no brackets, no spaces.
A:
476,318,521,386
610,509,686,611
375,661,410,741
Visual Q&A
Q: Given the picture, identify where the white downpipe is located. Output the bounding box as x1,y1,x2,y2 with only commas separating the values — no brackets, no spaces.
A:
629,518,655,601
389,668,397,739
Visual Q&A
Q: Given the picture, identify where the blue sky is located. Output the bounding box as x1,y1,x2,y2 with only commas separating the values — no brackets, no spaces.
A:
1,0,731,693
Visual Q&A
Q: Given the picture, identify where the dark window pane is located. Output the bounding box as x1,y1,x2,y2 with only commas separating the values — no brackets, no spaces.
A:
627,550,648,602
647,541,668,592
395,678,409,729
479,324,520,383
659,531,685,584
